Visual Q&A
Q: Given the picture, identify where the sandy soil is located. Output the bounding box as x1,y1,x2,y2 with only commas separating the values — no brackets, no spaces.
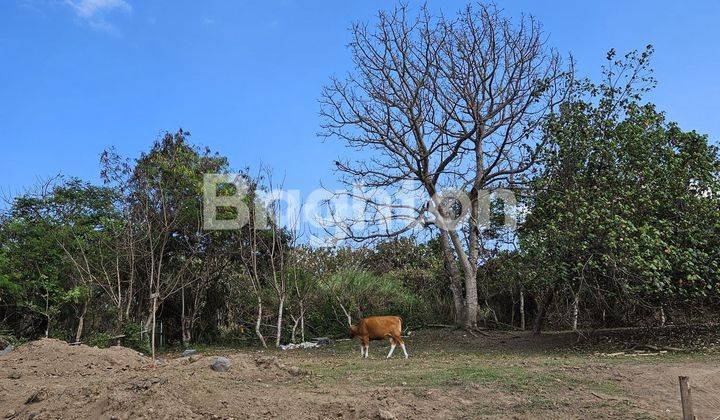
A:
0,329,718,419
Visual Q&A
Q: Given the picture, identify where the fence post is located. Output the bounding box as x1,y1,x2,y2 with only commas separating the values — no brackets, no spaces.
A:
678,376,695,420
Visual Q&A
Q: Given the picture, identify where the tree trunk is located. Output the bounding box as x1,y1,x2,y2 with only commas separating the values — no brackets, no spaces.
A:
255,298,267,348
150,293,158,363
181,284,191,345
438,232,466,325
464,272,479,328
125,284,133,320
291,314,300,343
446,230,478,329
115,309,124,346
300,310,305,343
182,324,191,345
519,289,525,331
659,306,666,327
510,290,516,328
485,299,498,325
275,297,285,348
571,292,580,331
124,259,134,322
533,287,555,335
75,300,88,343
143,309,153,333
44,288,50,338
449,279,465,325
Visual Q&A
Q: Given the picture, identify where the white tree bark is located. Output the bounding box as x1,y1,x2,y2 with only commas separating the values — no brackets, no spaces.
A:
519,289,525,331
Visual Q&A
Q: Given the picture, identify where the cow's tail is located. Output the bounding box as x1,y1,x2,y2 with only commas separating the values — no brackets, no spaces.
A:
399,316,407,334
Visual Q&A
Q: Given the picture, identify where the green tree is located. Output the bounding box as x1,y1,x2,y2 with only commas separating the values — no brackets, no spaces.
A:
522,47,720,332
0,178,120,339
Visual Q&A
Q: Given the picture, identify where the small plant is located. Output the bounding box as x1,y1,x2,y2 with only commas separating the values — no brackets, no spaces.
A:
120,322,151,354
87,331,113,348
0,330,26,347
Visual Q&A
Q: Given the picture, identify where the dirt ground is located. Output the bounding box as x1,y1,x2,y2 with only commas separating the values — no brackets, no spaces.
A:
1,328,719,419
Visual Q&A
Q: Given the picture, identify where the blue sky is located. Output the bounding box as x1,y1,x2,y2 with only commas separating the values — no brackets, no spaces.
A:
1,0,719,202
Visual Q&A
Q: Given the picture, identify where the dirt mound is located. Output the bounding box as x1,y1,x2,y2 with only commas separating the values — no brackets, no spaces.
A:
3,338,148,376
0,339,309,419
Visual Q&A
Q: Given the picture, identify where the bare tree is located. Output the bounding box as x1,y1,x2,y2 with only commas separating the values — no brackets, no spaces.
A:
237,174,272,348
60,233,122,342
242,224,269,348
180,250,229,344
102,141,196,362
320,3,571,327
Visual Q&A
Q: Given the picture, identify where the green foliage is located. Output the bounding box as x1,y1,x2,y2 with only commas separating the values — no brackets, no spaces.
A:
520,46,720,323
84,323,150,353
88,332,114,348
0,329,27,347
120,323,151,354
0,177,122,339
320,267,422,321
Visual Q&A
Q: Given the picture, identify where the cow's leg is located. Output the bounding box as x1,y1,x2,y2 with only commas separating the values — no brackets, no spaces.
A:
359,343,365,358
362,338,369,358
387,337,396,359
396,336,409,358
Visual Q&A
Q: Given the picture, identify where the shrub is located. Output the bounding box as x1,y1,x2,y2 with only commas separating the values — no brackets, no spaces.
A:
320,267,426,325
87,331,113,348
120,322,151,354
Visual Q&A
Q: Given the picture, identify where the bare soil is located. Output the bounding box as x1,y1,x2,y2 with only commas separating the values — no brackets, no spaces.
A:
1,329,719,419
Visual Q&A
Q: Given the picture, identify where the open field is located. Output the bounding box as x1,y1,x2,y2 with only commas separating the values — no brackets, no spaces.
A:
1,328,719,419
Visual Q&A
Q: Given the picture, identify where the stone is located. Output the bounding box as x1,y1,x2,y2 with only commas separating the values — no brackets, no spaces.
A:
254,356,280,368
377,409,396,420
182,355,199,365
25,389,47,405
310,337,331,346
211,356,231,372
0,344,13,357
180,349,198,357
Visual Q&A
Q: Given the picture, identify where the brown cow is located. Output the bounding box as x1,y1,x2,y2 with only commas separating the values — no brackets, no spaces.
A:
349,316,408,359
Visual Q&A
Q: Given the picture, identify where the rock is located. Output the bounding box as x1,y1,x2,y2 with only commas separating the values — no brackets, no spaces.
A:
211,356,231,372
254,356,279,368
377,409,396,420
25,389,47,405
310,337,331,346
8,372,21,380
180,349,198,357
0,344,13,357
182,355,199,365
287,366,303,376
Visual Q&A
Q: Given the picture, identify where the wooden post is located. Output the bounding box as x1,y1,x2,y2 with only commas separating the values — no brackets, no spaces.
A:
678,376,695,420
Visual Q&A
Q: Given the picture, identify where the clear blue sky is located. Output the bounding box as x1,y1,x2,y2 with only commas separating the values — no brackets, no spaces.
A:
1,0,719,201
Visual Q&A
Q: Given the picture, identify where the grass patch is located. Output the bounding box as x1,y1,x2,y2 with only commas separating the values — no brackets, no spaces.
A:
298,353,622,399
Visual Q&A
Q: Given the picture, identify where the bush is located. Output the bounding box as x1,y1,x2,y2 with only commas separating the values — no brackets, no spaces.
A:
0,330,26,347
320,267,427,326
87,331,113,348
120,323,151,354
